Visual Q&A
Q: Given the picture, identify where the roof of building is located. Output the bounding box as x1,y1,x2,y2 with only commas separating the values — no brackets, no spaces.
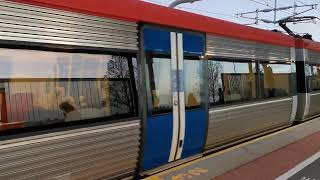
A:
12,0,296,47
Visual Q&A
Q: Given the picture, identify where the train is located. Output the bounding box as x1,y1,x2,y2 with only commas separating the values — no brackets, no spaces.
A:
0,0,319,179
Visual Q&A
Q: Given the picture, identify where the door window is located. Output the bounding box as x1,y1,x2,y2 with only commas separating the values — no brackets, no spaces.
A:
148,57,172,114
184,59,203,109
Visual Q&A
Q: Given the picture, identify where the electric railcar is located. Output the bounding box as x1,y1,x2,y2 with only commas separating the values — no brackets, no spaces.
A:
0,0,319,179
295,38,320,121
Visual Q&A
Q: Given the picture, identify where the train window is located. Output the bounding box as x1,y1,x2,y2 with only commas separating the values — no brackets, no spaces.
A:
208,59,258,106
0,48,138,131
148,57,172,114
184,59,203,109
260,62,294,98
308,64,320,91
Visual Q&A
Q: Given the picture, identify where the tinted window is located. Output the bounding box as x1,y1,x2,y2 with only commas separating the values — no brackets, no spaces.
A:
208,60,258,106
0,49,138,131
184,59,203,109
308,64,320,91
148,57,172,114
260,62,294,98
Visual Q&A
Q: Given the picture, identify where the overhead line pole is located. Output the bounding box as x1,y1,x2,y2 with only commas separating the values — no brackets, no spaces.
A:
274,0,277,22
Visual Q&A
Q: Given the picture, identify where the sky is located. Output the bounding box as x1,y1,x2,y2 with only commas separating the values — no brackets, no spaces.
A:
143,0,320,41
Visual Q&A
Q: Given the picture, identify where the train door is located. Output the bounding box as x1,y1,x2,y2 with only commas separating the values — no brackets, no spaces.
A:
142,26,207,171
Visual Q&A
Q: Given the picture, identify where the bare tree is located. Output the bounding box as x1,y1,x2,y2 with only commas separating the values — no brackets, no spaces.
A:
104,56,135,114
208,61,222,105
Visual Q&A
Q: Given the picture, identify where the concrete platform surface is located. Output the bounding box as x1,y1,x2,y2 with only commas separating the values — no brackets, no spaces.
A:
145,118,320,180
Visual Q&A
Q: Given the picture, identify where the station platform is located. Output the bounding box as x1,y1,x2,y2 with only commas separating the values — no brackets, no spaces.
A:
144,117,320,180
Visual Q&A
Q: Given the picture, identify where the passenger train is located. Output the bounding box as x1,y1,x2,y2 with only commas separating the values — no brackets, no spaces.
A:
0,0,319,179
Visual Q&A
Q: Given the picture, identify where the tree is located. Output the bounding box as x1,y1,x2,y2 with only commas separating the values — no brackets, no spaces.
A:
207,61,222,105
104,56,136,115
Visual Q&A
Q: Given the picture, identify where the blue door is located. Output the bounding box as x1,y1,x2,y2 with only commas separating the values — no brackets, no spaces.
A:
142,27,207,171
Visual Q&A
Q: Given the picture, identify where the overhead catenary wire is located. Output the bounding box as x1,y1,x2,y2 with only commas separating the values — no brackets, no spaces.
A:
295,0,320,13
238,1,318,24
178,4,277,29
274,0,319,20
245,0,295,16
144,0,319,40
143,0,314,33
148,0,277,29
145,0,238,18
247,0,272,7
145,0,288,22
265,0,319,34
296,0,307,5
145,0,258,22
260,0,272,6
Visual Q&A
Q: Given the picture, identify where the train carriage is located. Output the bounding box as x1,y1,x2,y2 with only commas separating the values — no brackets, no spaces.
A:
0,0,316,179
295,38,320,121
204,35,297,152
0,0,141,179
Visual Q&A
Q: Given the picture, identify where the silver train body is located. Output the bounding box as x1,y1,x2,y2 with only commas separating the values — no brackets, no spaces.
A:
295,47,320,121
0,1,318,179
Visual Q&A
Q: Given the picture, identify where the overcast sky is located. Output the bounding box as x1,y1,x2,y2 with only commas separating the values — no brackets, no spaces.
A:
143,0,320,41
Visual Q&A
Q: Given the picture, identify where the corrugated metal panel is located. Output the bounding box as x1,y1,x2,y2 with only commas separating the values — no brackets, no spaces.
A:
307,93,320,118
308,50,320,63
205,98,292,150
0,120,141,180
0,0,138,50
206,35,292,61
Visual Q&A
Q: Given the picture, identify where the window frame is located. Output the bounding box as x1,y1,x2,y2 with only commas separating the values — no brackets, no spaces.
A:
207,57,260,108
183,57,206,110
259,60,296,99
145,53,173,116
0,44,140,138
146,53,206,116
307,63,320,93
207,57,296,108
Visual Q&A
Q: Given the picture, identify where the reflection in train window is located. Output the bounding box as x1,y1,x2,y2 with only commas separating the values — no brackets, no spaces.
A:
260,62,294,98
184,59,203,109
148,58,172,114
208,60,258,106
308,64,320,91
0,48,138,131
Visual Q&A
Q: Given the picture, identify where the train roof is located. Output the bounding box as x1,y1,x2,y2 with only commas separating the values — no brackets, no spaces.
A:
12,0,295,47
295,38,320,52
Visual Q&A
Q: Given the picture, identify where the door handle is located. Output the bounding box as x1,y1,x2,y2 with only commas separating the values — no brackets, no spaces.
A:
179,140,183,147
174,100,178,106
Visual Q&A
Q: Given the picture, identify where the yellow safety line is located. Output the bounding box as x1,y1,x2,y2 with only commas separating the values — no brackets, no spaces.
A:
145,119,316,179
